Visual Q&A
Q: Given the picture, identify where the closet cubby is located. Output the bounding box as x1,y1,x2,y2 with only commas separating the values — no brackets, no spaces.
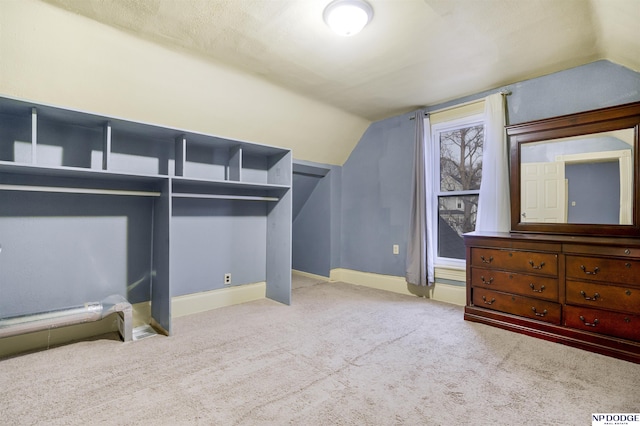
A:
109,126,174,177
0,95,292,337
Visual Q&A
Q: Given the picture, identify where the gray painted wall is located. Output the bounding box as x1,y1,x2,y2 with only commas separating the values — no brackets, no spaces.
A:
506,61,640,125
340,113,416,276
0,191,153,317
171,199,268,297
337,60,640,277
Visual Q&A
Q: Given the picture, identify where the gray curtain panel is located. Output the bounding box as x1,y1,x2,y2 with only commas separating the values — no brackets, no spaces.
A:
406,110,431,287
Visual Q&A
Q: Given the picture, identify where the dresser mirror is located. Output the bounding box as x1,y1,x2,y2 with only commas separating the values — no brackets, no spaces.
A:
507,102,640,236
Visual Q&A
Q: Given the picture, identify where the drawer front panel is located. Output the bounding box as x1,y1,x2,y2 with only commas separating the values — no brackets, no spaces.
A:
566,280,640,315
472,288,561,324
470,268,559,301
470,248,558,276
563,244,640,258
564,305,640,341
566,255,640,286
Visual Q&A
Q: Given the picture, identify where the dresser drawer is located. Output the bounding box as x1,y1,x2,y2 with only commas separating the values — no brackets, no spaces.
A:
472,288,561,324
470,268,558,301
564,305,640,341
566,255,640,286
470,248,558,276
566,280,640,315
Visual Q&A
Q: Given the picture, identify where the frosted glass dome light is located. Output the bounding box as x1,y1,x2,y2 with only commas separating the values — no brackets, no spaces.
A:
323,0,374,36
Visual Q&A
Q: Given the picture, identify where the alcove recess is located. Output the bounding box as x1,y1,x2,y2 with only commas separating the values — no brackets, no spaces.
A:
0,95,292,335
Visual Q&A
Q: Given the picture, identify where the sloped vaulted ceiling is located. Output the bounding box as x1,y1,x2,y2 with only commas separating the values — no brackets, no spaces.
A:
43,0,640,121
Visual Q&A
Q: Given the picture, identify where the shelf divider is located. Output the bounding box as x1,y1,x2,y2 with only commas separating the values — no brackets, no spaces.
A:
229,146,242,182
175,136,186,177
31,107,37,164
103,121,112,171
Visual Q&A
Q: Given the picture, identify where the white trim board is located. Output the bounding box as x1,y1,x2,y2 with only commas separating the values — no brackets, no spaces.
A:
292,269,330,281
171,282,266,318
330,268,466,306
330,268,413,296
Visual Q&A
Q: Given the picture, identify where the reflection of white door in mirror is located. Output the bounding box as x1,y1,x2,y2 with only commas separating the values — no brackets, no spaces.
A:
521,161,566,222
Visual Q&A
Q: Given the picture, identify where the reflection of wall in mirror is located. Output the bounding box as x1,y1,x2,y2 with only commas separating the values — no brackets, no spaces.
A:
521,135,631,163
556,149,633,225
566,161,619,224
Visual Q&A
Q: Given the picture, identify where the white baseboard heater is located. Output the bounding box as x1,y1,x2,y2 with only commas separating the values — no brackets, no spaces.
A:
0,294,133,342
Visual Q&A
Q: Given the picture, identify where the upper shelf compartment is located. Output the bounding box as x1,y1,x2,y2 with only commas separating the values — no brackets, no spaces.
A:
0,96,291,189
0,97,106,169
175,133,291,187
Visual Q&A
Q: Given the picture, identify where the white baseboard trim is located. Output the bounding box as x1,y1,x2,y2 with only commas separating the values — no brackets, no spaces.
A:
171,282,266,318
292,269,330,281
330,268,466,306
330,268,413,296
429,283,466,306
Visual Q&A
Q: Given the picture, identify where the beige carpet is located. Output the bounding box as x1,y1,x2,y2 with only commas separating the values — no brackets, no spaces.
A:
1,275,638,425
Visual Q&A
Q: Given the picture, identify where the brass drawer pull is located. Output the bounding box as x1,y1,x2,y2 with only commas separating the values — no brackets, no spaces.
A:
580,265,599,275
529,283,545,293
531,307,547,317
482,296,496,305
626,289,632,296
480,256,493,264
580,290,600,301
480,276,494,285
625,262,631,268
528,260,545,270
579,316,599,327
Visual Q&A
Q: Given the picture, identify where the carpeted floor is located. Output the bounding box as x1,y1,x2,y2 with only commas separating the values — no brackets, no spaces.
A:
1,275,638,425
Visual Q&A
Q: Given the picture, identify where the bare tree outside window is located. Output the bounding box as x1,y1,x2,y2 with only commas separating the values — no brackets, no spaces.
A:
436,124,484,259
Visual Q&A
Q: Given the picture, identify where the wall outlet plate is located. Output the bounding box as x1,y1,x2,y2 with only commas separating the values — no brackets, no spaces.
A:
224,273,231,285
393,244,399,255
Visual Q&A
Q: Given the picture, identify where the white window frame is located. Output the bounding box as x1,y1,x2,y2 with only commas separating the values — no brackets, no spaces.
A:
430,113,485,269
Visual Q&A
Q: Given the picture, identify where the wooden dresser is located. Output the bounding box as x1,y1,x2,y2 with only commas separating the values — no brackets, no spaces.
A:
464,232,640,363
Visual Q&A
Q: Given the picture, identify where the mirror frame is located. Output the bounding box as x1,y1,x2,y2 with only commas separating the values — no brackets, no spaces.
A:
507,101,640,237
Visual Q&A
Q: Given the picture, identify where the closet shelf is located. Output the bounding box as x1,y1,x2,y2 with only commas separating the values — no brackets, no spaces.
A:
0,184,161,197
171,175,290,191
0,161,166,185
171,193,279,201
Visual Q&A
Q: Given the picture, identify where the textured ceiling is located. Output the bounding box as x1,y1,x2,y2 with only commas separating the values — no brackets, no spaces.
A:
42,0,640,121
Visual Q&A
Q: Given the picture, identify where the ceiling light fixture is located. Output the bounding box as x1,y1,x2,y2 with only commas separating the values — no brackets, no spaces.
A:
323,0,374,37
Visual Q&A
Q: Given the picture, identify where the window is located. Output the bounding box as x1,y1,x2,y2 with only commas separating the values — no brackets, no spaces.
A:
430,114,484,265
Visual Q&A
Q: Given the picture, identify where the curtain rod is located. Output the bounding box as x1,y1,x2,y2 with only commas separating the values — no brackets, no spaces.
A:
410,90,511,120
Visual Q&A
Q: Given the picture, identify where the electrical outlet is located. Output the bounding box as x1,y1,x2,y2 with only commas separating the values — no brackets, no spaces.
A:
224,273,231,285
393,244,399,255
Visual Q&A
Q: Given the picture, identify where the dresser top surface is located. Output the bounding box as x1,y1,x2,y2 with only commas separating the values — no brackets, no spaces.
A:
464,231,640,248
